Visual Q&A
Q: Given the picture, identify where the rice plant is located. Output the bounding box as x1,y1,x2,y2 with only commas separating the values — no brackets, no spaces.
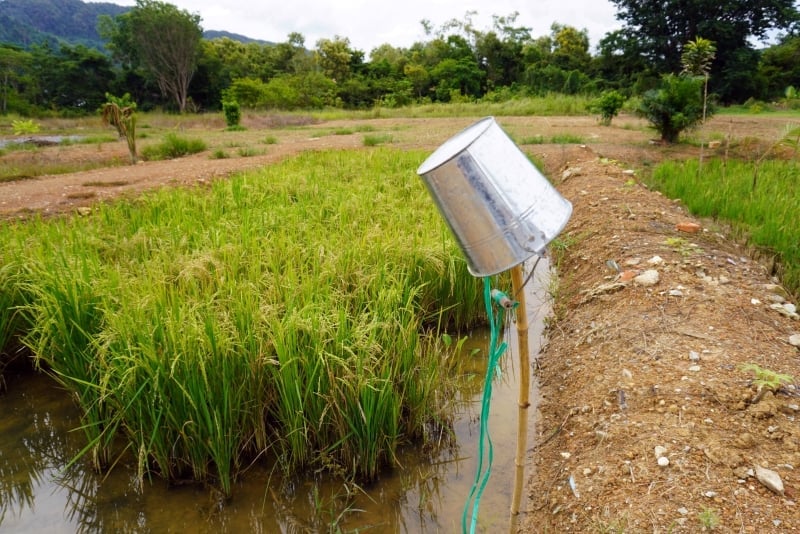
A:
647,158,800,296
1,147,487,496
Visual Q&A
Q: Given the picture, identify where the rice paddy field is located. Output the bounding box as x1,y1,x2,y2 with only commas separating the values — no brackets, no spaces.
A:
646,156,800,293
0,147,489,499
2,105,799,531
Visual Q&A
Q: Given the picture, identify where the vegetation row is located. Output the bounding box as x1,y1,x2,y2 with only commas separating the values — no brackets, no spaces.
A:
1,0,798,118
646,151,800,295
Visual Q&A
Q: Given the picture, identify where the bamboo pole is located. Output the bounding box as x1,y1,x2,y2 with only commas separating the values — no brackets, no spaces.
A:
509,262,530,522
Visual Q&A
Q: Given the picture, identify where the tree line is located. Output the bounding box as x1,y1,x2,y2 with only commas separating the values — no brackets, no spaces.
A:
0,0,798,116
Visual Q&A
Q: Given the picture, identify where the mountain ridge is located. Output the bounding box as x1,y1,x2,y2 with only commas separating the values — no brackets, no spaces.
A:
0,0,269,51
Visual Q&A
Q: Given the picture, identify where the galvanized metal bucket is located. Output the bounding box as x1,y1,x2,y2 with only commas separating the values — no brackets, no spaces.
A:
417,117,572,277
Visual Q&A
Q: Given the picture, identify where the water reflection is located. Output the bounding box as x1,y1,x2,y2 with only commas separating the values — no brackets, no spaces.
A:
0,262,549,532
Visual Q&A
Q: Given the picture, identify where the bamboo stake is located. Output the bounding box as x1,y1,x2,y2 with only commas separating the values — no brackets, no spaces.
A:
509,262,530,521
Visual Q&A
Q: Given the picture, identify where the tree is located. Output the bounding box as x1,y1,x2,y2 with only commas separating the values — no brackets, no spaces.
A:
0,45,31,114
101,93,138,163
609,0,800,102
315,36,355,82
28,43,114,111
637,74,706,143
681,37,716,123
474,13,531,91
757,35,800,100
550,23,591,73
101,0,202,112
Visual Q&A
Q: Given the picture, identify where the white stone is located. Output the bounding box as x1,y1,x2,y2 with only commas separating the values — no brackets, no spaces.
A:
754,465,784,496
647,255,664,265
634,269,660,286
657,456,670,467
788,334,800,347
654,445,667,458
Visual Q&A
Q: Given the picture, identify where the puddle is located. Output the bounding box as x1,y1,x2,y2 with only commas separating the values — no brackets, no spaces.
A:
0,260,549,533
0,136,84,150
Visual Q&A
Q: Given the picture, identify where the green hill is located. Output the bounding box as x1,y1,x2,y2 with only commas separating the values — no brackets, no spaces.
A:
0,0,128,49
0,0,267,51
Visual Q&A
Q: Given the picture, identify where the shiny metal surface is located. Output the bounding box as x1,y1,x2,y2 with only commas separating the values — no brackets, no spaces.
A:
417,117,572,276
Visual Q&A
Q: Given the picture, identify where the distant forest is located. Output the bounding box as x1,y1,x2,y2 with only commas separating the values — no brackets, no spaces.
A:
0,0,798,115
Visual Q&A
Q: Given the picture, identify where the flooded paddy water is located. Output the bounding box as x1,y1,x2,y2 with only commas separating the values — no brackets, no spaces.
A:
0,261,549,533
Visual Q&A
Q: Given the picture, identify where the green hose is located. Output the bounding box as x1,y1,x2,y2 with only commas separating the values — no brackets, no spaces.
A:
462,277,515,534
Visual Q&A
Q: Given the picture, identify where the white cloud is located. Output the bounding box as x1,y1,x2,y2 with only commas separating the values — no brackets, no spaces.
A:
87,0,621,55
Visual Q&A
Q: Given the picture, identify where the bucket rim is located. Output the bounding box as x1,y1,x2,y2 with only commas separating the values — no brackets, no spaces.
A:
416,116,496,175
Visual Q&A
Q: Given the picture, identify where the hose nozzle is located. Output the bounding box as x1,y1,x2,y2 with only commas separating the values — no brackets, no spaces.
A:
490,289,515,309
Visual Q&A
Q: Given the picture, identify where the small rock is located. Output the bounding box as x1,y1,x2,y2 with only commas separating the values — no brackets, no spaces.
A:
789,335,800,347
622,368,633,380
689,351,700,362
688,365,701,372
561,451,572,459
703,491,718,498
647,255,664,265
634,270,660,286
676,222,701,233
764,284,789,297
677,507,688,515
751,298,762,305
668,289,684,297
654,445,668,458
785,303,797,314
657,456,670,467
754,465,784,496
770,303,800,320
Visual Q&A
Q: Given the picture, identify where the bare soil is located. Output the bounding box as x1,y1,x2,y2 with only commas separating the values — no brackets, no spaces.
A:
2,114,799,533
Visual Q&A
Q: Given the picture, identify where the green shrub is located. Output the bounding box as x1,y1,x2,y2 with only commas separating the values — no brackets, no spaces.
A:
363,134,393,146
141,133,206,160
12,119,40,135
222,98,242,129
637,74,708,143
588,90,626,126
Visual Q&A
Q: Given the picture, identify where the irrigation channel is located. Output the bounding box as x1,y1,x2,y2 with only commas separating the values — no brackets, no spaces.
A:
1,259,550,533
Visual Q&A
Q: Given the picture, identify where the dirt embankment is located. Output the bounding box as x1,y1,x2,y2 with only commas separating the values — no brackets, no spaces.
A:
520,154,800,533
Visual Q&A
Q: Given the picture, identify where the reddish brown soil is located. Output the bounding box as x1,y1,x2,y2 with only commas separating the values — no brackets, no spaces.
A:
3,113,799,533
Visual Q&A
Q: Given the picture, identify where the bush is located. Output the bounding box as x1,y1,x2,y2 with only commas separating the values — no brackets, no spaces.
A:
588,90,626,126
637,74,708,143
12,119,40,135
222,98,242,129
141,133,206,160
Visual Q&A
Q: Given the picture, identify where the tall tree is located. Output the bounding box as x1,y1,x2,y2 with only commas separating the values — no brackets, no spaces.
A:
101,0,202,112
315,36,355,82
609,0,800,102
0,45,30,114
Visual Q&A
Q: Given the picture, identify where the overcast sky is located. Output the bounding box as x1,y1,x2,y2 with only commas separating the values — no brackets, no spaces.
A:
90,0,622,57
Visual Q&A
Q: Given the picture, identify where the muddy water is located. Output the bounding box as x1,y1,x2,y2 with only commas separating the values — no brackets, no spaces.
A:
0,262,549,533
